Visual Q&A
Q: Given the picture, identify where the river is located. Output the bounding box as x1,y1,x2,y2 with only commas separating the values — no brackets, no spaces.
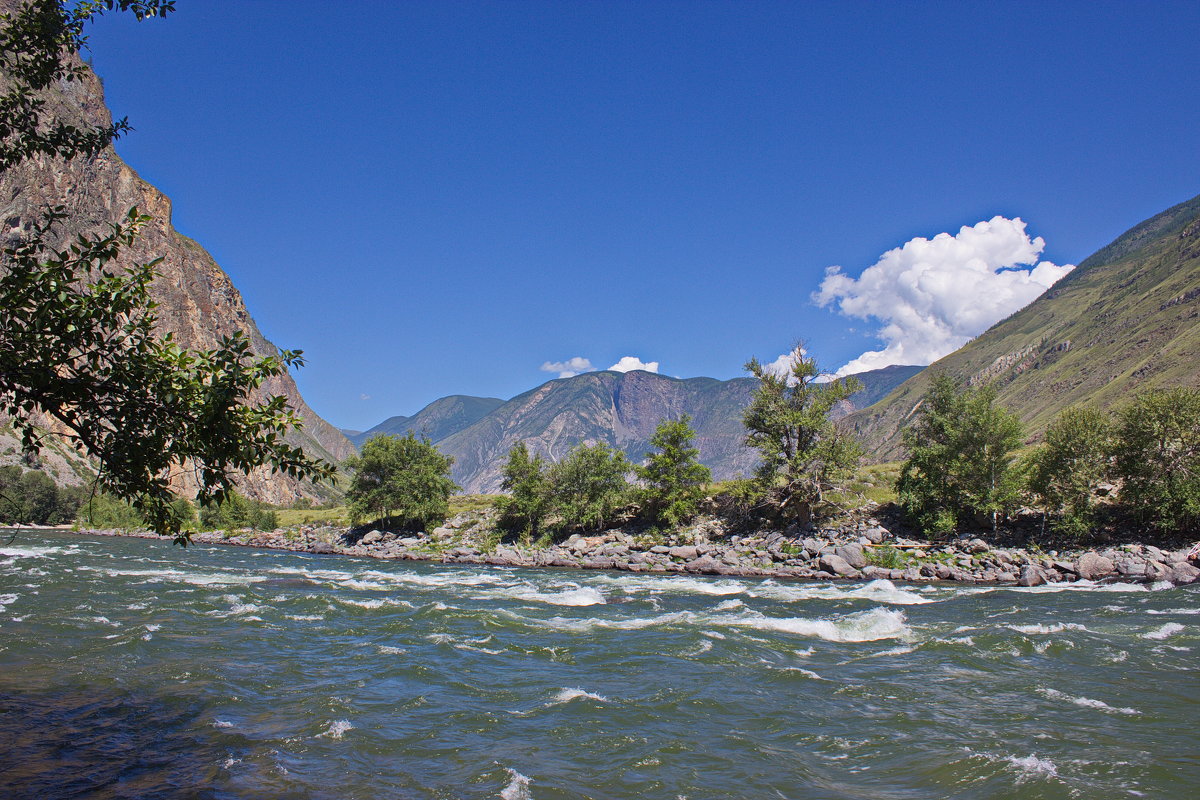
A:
0,529,1196,798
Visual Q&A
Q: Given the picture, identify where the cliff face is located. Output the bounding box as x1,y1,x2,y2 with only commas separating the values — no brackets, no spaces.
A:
844,192,1200,462
0,36,352,502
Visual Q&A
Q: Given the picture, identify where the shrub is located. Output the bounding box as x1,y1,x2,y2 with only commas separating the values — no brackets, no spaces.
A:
496,442,548,539
544,442,630,535
636,415,712,527
78,493,145,530
897,375,1024,534
1025,406,1112,536
200,491,276,531
345,433,459,531
742,345,862,521
1112,387,1200,531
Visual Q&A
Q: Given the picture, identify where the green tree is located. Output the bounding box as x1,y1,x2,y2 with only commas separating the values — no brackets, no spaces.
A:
1025,406,1112,536
346,433,458,532
545,441,630,535
742,345,862,520
0,0,334,542
897,375,1024,534
496,441,548,539
1112,387,1200,531
636,415,711,527
77,492,143,529
199,490,273,532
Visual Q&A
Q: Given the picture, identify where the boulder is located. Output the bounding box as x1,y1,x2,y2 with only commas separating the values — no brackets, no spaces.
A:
818,553,860,578
686,555,723,574
835,543,867,569
1018,565,1045,587
1167,562,1200,585
862,527,887,544
360,529,384,545
964,538,990,555
309,542,337,555
1074,552,1115,581
668,545,699,560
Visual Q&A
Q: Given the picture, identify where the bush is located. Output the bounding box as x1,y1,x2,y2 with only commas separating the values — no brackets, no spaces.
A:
1112,387,1200,531
544,442,630,535
78,493,145,530
200,491,276,531
496,442,548,539
0,466,87,525
346,433,458,531
1025,406,1112,536
636,415,712,527
897,375,1024,534
742,345,862,521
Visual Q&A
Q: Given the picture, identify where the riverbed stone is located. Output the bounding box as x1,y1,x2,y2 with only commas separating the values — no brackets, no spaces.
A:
686,554,723,574
818,553,859,578
1018,565,1045,586
668,545,699,560
360,530,384,545
1074,552,1115,580
1167,562,1200,584
835,543,867,569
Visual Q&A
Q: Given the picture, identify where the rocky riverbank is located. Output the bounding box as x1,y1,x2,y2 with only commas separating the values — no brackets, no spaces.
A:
67,506,1200,588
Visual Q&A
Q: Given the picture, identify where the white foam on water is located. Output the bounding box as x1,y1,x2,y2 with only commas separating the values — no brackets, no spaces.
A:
716,607,910,643
212,720,235,729
1004,754,1059,779
752,579,933,606
285,614,324,621
549,688,608,705
1008,622,1089,635
508,610,698,633
1143,622,1184,640
1039,688,1139,715
317,719,353,739
426,633,453,644
269,566,357,581
500,767,532,800
0,544,69,558
514,586,606,607
377,645,406,654
0,593,17,610
713,599,744,611
1149,580,1175,591
1147,608,1200,615
595,573,745,596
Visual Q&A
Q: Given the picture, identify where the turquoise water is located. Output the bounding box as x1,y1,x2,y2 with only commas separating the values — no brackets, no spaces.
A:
1,529,1197,799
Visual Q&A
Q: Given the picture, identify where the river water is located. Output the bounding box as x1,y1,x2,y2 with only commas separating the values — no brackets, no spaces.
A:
0,530,1196,799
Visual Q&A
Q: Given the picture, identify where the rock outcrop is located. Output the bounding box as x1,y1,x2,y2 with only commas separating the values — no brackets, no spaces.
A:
0,36,352,502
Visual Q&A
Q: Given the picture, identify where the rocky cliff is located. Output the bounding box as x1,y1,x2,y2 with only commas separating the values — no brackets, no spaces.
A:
0,33,352,502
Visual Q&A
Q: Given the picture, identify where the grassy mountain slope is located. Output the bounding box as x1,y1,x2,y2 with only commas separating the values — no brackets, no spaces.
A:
348,396,503,448
845,192,1200,461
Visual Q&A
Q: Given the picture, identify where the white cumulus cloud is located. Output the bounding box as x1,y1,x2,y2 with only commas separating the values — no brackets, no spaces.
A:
540,356,594,378
608,356,660,373
813,216,1075,376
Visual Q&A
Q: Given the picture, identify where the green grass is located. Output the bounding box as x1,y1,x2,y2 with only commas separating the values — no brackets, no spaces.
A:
449,494,500,516
275,506,350,527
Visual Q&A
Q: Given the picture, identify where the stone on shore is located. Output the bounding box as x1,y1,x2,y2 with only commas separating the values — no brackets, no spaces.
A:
1018,565,1045,587
819,553,860,578
1075,552,1115,581
834,543,867,569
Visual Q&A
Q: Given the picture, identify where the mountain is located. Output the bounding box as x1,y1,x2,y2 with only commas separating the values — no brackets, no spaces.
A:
347,395,504,447
354,366,923,494
0,31,353,502
844,192,1200,461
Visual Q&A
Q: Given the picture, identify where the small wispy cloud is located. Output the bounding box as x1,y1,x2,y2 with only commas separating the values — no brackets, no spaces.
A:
608,356,659,373
359,393,371,401
540,356,594,378
814,216,1075,376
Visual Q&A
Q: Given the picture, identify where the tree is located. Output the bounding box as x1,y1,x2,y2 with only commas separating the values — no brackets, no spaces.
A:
544,441,630,535
496,441,548,539
636,415,711,527
897,375,1024,534
346,433,458,531
0,0,335,541
742,345,862,520
1112,387,1200,531
1025,406,1112,536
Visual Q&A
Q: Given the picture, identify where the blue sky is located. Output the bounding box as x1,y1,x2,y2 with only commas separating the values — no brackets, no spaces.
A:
85,1,1200,430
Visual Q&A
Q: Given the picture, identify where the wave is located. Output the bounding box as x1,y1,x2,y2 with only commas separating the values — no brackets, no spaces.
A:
750,579,933,606
500,767,532,800
716,607,911,643
1143,622,1184,640
1007,622,1089,635
549,687,608,705
513,586,606,607
1039,688,1138,715
317,719,353,739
